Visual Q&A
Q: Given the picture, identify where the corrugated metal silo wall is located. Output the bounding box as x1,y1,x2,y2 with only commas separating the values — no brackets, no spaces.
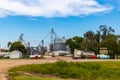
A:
53,43,66,51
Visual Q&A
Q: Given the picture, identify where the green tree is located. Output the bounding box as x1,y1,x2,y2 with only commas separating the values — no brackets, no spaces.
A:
99,25,108,40
83,31,97,51
95,30,100,43
66,36,83,54
8,41,27,55
99,25,115,41
98,38,118,58
7,41,12,48
66,25,120,59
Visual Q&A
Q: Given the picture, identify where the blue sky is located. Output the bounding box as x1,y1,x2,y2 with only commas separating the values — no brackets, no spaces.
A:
0,0,120,48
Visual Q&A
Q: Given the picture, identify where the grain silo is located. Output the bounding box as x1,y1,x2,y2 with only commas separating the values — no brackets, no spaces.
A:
53,37,67,51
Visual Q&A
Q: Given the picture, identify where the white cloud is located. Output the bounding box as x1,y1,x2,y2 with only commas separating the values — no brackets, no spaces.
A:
0,0,113,18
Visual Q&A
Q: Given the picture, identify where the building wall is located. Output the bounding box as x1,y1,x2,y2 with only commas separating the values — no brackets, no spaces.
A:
9,51,22,58
10,53,22,58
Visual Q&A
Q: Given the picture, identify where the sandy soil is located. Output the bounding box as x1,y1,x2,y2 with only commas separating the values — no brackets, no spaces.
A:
0,58,57,80
0,57,120,80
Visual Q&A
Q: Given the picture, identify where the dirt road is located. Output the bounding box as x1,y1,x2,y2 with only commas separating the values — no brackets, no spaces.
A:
0,57,120,80
0,58,57,80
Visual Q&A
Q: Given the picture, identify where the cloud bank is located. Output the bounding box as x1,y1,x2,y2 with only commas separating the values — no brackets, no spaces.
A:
0,0,113,18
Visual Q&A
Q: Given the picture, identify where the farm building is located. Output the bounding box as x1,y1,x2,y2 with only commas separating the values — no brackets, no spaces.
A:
9,50,22,58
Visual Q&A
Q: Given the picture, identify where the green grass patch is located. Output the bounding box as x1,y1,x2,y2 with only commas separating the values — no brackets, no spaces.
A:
13,75,67,80
8,60,120,80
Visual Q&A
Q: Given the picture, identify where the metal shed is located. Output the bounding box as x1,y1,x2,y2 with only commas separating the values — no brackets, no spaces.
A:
10,50,22,58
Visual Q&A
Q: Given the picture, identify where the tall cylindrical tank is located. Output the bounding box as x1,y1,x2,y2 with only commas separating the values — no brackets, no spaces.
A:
53,43,66,51
53,37,67,51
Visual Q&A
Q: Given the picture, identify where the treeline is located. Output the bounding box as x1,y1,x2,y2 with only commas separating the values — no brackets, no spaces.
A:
66,25,120,58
